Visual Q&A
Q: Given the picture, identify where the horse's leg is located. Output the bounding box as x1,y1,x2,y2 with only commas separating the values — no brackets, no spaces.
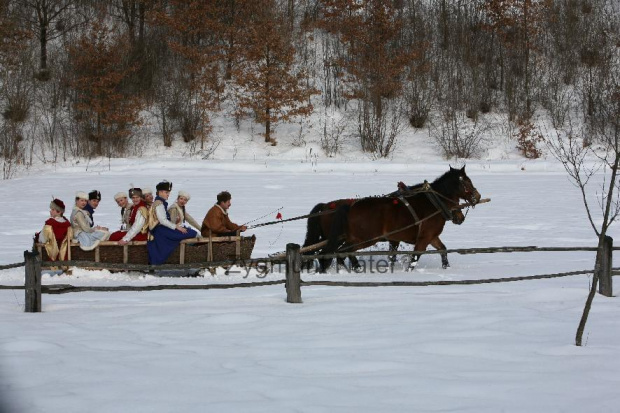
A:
430,237,449,269
407,240,430,271
302,256,317,272
320,204,351,273
318,256,333,273
347,254,362,272
303,203,328,273
388,241,399,269
333,245,362,272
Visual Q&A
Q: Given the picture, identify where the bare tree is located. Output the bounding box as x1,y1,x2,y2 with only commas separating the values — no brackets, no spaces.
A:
545,73,619,346
19,0,83,79
429,109,489,159
318,0,415,157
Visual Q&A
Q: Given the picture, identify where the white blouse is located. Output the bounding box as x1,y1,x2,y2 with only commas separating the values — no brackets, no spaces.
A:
121,210,146,242
155,203,177,230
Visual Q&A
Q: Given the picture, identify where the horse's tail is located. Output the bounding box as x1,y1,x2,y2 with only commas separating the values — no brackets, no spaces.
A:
303,203,326,248
325,204,351,253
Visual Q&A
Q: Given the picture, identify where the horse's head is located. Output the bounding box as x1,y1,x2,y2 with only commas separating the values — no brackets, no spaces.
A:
451,209,465,225
451,166,481,205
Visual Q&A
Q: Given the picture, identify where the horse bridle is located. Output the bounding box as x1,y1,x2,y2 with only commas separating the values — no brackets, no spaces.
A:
459,176,479,205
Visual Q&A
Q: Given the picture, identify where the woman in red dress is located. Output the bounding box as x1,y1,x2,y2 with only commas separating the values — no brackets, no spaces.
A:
36,199,71,261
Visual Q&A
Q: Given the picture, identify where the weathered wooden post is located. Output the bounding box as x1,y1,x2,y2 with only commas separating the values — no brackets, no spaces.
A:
285,243,302,303
598,236,613,297
24,250,42,313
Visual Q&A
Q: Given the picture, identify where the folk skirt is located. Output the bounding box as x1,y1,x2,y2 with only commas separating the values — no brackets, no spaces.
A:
147,226,197,265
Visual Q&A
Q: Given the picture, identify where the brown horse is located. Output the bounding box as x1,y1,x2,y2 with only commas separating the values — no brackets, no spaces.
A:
387,181,465,269
318,166,481,273
303,175,468,272
303,198,361,272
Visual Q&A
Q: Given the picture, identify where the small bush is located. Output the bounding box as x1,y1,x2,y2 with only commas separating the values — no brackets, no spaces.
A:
2,105,28,123
409,112,427,128
34,69,51,82
515,121,543,158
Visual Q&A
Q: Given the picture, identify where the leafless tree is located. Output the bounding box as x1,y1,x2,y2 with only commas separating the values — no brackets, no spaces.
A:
546,74,619,345
19,0,83,79
429,109,489,159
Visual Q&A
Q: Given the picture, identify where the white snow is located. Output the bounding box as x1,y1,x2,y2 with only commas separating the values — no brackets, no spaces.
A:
0,159,619,412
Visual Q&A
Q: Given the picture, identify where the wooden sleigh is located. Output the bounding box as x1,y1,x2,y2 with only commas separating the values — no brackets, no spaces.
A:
35,231,256,269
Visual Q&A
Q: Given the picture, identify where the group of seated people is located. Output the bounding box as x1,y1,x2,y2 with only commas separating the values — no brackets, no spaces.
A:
35,180,248,265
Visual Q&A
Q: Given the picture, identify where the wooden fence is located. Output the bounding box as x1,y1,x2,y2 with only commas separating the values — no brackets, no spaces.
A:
17,236,618,311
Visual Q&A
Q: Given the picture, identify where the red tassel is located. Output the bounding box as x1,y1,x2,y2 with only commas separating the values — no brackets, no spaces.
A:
276,212,282,220
393,199,399,205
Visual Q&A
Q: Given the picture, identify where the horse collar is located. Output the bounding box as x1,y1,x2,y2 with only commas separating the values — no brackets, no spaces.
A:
426,191,453,221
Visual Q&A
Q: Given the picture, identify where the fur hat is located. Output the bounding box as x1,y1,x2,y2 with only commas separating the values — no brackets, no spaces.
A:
50,199,65,213
156,180,172,192
129,187,142,197
89,190,102,201
177,190,190,201
142,187,153,195
114,192,127,201
76,191,89,200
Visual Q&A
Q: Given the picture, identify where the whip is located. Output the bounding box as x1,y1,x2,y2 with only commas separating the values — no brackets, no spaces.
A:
246,208,339,230
242,207,284,227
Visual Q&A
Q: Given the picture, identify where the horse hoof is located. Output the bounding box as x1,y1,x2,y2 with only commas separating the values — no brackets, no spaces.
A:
353,265,363,273
442,264,450,269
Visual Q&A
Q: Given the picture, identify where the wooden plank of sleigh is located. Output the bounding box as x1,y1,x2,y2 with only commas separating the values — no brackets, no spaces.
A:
35,235,256,268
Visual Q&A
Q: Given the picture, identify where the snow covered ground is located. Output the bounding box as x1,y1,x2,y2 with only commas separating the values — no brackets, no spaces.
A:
1,159,619,412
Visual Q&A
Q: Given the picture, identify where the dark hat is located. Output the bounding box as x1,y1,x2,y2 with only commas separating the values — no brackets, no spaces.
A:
88,190,101,201
129,187,142,197
156,180,172,192
50,199,65,213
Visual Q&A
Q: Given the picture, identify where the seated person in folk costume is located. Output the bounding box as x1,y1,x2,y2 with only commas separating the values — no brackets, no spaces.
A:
83,189,108,231
70,191,110,251
109,191,133,241
142,187,154,209
117,188,149,245
168,190,202,235
201,191,247,237
35,198,72,261
147,181,197,265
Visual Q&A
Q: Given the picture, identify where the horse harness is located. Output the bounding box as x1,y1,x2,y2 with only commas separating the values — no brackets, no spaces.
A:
425,191,454,221
396,181,454,224
396,195,420,223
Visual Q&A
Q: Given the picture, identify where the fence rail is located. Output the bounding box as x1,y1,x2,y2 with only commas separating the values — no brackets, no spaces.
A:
308,245,614,260
0,262,25,270
41,280,285,294
301,269,594,288
9,238,617,312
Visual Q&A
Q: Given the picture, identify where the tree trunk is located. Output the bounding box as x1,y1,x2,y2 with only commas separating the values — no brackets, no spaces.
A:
575,243,602,346
264,108,271,143
40,25,48,71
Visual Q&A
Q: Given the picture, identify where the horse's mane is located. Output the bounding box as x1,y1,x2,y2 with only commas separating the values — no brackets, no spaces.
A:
430,168,462,198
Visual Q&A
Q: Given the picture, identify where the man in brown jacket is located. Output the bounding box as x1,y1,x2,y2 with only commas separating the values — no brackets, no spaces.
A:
201,191,248,237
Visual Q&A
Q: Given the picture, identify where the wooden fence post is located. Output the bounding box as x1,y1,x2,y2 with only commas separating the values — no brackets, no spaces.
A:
24,250,42,313
598,236,613,297
285,243,302,303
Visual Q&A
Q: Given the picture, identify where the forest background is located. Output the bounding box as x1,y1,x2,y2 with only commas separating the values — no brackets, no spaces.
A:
0,0,618,179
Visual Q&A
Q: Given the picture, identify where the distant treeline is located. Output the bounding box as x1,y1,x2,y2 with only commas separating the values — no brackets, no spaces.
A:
0,0,618,173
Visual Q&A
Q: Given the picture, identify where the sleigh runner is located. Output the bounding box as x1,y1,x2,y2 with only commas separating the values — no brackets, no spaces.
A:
35,232,256,267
